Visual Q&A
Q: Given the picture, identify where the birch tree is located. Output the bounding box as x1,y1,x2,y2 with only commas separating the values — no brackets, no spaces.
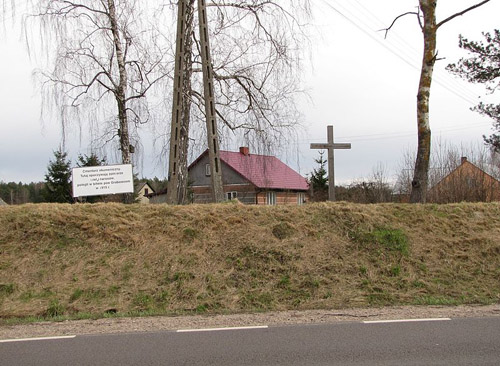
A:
29,0,170,179
385,0,490,203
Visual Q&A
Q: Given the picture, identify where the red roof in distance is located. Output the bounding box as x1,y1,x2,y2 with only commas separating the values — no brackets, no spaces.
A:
219,149,309,191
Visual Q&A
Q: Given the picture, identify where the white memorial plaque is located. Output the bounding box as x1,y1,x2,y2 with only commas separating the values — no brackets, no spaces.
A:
72,164,134,197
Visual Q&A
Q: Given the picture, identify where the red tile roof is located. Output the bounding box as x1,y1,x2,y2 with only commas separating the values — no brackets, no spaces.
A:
219,150,309,191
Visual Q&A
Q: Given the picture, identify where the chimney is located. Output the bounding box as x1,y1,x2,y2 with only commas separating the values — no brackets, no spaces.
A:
461,156,467,165
239,147,250,156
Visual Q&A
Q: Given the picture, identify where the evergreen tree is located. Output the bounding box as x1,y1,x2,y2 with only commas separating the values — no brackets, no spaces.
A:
76,153,106,168
76,153,106,203
447,29,500,151
309,151,329,202
43,150,73,203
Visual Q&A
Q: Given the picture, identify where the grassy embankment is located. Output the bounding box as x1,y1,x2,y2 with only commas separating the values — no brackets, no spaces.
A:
0,202,499,323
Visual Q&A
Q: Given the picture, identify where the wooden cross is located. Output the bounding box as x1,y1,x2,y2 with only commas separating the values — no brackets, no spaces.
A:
310,125,352,201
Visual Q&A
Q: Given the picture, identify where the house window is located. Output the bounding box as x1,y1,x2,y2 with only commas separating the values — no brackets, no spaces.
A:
297,192,305,205
144,188,149,196
227,191,237,200
205,164,211,176
266,191,276,205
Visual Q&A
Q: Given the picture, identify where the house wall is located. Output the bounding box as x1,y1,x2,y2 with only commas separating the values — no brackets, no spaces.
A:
428,161,500,203
191,184,258,204
256,191,307,205
136,184,152,204
189,154,248,186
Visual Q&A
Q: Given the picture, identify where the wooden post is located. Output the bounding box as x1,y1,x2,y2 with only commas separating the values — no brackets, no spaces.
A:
310,125,352,201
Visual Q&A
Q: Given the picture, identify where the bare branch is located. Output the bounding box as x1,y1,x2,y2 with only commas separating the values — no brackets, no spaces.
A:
437,0,490,29
381,11,420,38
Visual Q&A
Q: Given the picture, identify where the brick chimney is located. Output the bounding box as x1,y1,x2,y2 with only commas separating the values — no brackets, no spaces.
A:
239,147,250,156
461,156,467,165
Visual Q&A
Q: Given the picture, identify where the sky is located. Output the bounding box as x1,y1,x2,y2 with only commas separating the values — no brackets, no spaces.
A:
1,0,499,185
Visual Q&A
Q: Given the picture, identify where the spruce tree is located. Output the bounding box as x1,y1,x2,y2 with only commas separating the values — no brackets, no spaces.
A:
76,153,106,203
309,151,329,202
43,150,73,203
76,153,106,168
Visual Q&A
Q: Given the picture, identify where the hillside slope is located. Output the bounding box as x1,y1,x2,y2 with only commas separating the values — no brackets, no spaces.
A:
0,202,499,320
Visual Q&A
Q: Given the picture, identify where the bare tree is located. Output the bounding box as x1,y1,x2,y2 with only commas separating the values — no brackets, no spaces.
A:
161,0,311,203
385,0,490,203
28,0,170,191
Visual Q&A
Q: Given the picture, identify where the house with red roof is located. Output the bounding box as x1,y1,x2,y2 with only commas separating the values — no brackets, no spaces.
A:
188,147,309,205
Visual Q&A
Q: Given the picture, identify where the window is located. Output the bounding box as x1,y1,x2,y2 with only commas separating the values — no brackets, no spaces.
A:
297,192,305,205
205,164,211,176
144,188,149,196
266,191,276,205
227,191,237,200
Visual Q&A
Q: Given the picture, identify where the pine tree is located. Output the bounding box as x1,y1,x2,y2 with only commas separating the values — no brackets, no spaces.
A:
43,150,73,203
309,151,329,202
447,29,500,152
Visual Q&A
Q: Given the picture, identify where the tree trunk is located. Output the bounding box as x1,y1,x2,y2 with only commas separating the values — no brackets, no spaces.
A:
107,0,130,166
108,0,133,203
410,0,436,203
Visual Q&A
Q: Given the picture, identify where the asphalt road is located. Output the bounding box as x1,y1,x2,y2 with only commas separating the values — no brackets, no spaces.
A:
1,317,499,365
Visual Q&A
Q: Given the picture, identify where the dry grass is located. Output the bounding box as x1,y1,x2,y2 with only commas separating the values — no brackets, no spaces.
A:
0,201,499,321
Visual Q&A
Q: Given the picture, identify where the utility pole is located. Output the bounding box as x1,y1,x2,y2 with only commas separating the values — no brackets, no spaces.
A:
197,0,225,203
166,0,189,204
167,0,224,204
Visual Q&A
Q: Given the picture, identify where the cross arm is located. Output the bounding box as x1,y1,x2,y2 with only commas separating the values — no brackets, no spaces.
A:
310,143,352,150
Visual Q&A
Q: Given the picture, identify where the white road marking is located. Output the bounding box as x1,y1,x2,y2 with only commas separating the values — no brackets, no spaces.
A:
363,318,451,324
177,325,269,333
0,335,76,343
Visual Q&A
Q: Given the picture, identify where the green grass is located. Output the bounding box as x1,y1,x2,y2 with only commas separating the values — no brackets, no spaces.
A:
44,299,65,317
351,226,409,256
0,283,15,296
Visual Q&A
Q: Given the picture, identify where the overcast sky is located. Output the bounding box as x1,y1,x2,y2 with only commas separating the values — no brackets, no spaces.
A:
1,0,499,184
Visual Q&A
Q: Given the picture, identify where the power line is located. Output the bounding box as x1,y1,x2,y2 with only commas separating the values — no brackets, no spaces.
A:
320,0,418,71
294,121,491,144
327,0,479,103
324,0,479,104
334,0,481,103
320,0,481,106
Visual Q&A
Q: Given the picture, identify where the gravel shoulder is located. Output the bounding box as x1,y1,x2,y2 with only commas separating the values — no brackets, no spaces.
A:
1,304,499,340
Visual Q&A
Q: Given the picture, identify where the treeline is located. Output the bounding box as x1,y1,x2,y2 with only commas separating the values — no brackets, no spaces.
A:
0,178,168,205
0,150,169,205
0,182,45,205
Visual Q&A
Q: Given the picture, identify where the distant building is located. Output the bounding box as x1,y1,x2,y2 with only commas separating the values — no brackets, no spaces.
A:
428,157,500,203
189,147,309,205
135,182,155,204
0,197,7,206
148,187,168,204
